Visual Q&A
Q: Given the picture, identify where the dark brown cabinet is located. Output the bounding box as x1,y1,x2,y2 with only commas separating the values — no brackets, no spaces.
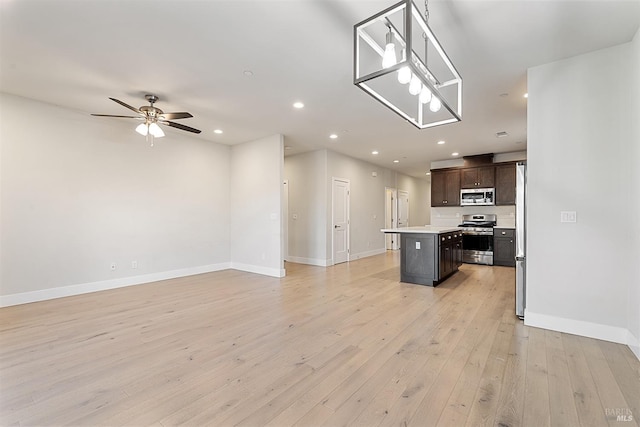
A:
493,228,515,267
495,163,516,205
431,170,460,207
461,166,495,189
400,231,462,286
439,231,463,281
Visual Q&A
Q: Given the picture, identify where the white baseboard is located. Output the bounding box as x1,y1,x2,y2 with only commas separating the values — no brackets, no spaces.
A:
285,256,330,267
287,249,386,267
230,262,285,278
0,262,231,308
524,310,631,347
349,248,387,261
627,330,640,361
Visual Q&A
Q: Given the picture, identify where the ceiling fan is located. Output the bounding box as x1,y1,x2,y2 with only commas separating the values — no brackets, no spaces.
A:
92,94,201,143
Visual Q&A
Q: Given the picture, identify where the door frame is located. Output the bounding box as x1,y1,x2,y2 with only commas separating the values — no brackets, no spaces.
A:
331,177,350,265
385,187,398,250
283,179,289,262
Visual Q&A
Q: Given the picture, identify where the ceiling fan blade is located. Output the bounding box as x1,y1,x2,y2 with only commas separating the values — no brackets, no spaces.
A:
91,114,141,119
161,120,202,134
109,97,142,114
159,112,193,120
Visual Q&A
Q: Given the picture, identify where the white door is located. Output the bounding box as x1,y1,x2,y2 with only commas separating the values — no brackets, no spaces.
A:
332,178,350,265
385,188,398,250
398,190,409,228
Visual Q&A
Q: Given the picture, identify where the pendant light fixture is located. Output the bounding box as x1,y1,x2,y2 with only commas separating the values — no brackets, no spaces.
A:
353,0,462,129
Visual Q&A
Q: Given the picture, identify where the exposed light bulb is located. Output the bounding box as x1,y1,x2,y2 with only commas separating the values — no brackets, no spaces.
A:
148,122,165,138
419,86,432,104
409,74,422,96
382,30,397,69
398,66,411,85
135,123,149,136
429,96,442,112
382,43,397,69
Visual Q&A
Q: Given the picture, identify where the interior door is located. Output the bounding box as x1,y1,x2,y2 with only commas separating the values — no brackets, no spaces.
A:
398,190,409,228
332,178,350,265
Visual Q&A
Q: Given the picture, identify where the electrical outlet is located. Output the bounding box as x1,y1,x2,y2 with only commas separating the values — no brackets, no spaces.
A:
131,261,138,269
110,263,116,270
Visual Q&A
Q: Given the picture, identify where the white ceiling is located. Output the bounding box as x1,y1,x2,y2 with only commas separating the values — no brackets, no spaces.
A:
1,0,638,178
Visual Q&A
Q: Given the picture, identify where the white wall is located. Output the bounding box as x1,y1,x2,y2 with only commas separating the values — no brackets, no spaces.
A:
283,150,328,266
629,28,640,359
230,135,284,277
396,173,431,226
0,93,231,306
284,149,430,265
527,40,637,351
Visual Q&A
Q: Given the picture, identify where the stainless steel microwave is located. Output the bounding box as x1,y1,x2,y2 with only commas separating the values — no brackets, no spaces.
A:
460,188,495,206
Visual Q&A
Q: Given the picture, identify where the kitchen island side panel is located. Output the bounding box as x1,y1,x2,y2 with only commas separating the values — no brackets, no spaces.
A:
400,233,439,286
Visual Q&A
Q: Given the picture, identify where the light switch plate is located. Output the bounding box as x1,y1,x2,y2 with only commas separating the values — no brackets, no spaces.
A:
415,242,421,249
560,211,577,223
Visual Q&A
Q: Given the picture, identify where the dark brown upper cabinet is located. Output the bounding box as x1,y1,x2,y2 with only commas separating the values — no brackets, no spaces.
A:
495,163,516,205
460,166,495,189
431,169,460,207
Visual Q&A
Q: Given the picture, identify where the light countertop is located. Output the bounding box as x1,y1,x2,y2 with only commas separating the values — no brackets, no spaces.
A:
380,226,463,234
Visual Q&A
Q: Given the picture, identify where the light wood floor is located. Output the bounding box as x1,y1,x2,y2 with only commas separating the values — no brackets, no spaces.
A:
1,252,638,427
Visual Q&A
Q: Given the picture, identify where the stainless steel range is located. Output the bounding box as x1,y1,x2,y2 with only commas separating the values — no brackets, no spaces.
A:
458,214,497,265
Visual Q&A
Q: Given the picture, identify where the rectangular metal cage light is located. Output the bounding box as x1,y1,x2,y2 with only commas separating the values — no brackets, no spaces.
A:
354,0,462,129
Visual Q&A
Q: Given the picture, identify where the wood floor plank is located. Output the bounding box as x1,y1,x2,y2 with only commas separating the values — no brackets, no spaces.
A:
1,252,638,427
598,339,640,422
580,336,640,427
493,321,528,427
463,321,515,427
544,330,581,427
562,333,610,427
522,327,551,427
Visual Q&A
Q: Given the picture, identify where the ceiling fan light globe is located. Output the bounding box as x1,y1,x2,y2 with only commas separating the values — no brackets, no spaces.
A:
149,122,165,138
135,123,149,136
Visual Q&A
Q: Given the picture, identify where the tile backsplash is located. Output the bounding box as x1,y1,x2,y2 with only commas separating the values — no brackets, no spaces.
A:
430,205,516,228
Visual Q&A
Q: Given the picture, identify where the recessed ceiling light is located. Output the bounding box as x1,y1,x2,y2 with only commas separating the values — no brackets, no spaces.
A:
214,129,223,134
524,93,528,98
293,102,304,109
437,140,446,145
393,160,400,163
452,152,459,156
372,150,379,155
496,131,508,138
426,172,431,176
243,70,254,77
329,134,338,139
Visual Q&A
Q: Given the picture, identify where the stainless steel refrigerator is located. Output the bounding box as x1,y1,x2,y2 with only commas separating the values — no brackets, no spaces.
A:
515,162,526,319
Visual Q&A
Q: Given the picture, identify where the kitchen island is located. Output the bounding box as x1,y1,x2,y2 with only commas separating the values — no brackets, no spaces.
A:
381,226,463,286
